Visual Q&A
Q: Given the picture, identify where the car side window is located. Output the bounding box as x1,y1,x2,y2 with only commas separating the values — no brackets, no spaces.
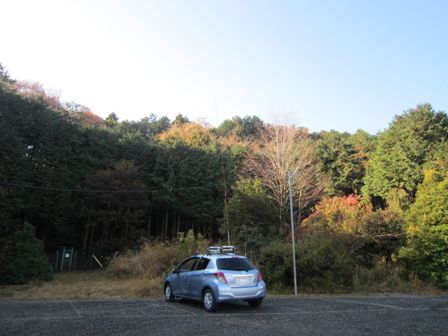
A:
195,258,210,271
177,258,198,272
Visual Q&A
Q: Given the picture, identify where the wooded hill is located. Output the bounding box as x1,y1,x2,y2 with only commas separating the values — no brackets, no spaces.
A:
1,64,447,288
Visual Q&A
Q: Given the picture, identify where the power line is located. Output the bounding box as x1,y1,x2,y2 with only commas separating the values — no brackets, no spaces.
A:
0,181,228,194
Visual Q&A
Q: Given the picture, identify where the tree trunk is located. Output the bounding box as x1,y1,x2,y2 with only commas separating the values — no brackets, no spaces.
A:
176,215,181,239
82,218,90,254
155,209,159,237
88,226,95,255
147,208,152,238
124,209,130,240
171,210,176,239
41,224,49,245
163,209,169,241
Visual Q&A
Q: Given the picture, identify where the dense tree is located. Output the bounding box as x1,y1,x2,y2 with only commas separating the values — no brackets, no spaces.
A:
399,151,448,287
105,112,119,125
318,130,374,196
172,114,190,126
111,114,170,140
143,137,237,241
217,115,264,140
0,63,14,84
363,104,448,207
2,64,448,290
77,161,148,255
137,114,170,138
0,82,99,247
159,122,213,148
221,178,278,255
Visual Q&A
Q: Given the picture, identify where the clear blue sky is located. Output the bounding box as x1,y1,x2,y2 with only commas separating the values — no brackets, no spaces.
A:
1,0,447,134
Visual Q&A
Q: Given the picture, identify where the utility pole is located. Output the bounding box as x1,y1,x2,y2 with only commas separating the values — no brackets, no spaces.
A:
220,144,231,245
215,97,231,245
288,165,300,296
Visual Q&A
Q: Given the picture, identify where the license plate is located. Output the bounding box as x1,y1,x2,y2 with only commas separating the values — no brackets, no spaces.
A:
235,277,251,285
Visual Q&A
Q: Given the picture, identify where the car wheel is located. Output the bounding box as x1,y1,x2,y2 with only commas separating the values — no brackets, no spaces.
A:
164,284,174,302
202,289,217,312
248,299,263,307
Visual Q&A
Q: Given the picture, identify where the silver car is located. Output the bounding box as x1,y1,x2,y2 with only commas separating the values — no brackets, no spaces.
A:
163,246,266,312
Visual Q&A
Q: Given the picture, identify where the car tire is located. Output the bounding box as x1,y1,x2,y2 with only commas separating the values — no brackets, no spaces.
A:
164,284,174,302
202,289,217,312
248,299,263,307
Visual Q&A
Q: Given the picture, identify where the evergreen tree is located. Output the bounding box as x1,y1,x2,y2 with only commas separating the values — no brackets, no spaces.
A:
318,130,374,196
222,178,278,254
0,223,53,284
363,104,448,207
399,147,448,288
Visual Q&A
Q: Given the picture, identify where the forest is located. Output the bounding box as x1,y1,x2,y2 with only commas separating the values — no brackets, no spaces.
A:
0,63,447,290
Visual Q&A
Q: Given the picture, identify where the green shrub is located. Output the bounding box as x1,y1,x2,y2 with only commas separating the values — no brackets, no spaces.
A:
296,232,356,291
222,178,279,255
0,223,53,285
177,229,209,258
399,225,448,288
258,241,293,289
352,259,404,292
258,233,356,292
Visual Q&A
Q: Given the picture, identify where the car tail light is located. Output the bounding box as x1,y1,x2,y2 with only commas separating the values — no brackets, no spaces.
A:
257,271,262,283
214,272,227,284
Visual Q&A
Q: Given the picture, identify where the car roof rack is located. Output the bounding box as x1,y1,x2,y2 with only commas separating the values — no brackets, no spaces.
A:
207,246,238,255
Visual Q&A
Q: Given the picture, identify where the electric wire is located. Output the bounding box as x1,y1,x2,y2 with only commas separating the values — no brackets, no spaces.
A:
0,181,227,194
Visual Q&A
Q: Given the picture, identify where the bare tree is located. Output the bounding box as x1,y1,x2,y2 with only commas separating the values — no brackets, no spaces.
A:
244,124,323,235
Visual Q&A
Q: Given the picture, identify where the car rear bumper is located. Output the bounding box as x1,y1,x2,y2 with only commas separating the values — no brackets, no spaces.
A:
216,281,266,302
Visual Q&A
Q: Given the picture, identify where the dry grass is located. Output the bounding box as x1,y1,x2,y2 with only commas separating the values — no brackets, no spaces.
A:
0,236,209,299
0,271,163,299
2,239,444,299
1,269,444,299
352,264,444,295
107,242,178,279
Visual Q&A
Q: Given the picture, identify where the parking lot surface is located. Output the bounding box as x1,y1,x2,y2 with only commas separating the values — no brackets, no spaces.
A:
0,295,447,335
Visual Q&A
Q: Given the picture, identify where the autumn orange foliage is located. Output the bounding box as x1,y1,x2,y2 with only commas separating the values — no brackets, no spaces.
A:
15,80,62,110
303,195,372,234
159,123,213,147
78,111,104,127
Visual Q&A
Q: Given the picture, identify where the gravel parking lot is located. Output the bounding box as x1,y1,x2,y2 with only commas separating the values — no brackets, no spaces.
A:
1,295,447,335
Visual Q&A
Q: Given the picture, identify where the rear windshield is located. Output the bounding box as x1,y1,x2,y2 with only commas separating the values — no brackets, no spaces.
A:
216,257,255,271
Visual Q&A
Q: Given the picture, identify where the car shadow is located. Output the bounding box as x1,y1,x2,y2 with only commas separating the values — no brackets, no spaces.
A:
174,298,265,314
